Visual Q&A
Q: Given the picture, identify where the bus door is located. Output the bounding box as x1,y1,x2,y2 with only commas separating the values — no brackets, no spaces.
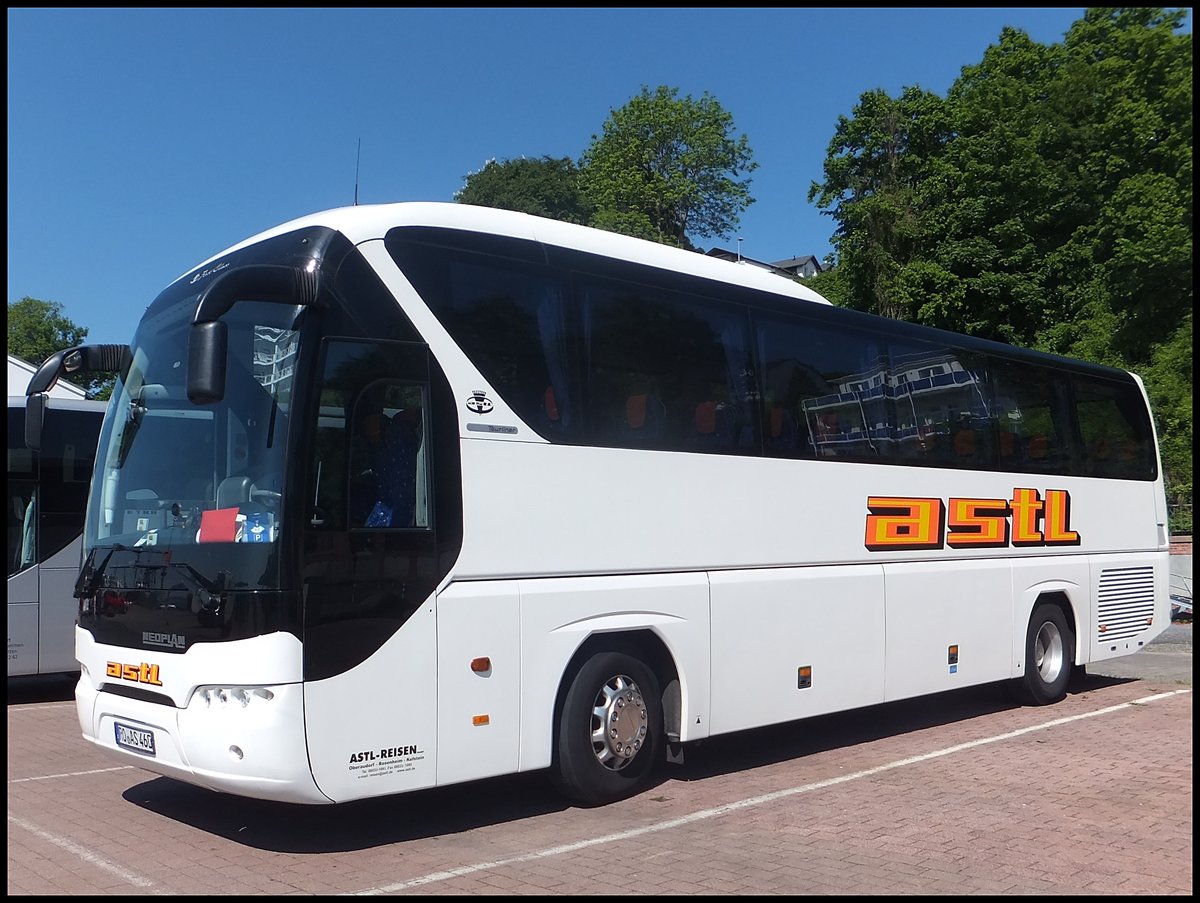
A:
7,433,39,675
8,403,101,676
300,338,444,801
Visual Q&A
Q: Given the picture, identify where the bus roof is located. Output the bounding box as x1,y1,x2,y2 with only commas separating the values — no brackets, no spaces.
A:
7,395,108,412
176,202,833,308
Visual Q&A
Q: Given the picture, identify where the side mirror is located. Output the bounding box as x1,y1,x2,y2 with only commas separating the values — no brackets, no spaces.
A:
24,391,47,451
187,320,228,405
185,263,322,405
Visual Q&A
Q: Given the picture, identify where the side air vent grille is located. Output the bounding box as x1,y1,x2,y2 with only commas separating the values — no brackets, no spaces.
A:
1096,566,1156,641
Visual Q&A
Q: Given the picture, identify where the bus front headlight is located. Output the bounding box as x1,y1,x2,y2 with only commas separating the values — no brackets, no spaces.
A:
196,686,275,707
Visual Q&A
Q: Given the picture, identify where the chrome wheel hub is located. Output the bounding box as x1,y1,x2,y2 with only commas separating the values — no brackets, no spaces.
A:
591,674,648,771
1034,621,1064,683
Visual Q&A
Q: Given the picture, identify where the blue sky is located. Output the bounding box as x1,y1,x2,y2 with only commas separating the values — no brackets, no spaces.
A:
8,8,1187,347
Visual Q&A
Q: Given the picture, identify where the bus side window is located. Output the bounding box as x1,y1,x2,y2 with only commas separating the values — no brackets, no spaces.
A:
9,482,36,575
1072,373,1154,480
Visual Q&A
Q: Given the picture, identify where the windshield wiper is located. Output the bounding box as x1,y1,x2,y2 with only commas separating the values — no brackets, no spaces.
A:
266,381,279,449
115,398,147,468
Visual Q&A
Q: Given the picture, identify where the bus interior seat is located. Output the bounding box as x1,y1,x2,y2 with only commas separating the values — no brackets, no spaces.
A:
216,475,253,508
622,392,666,441
694,401,717,436
626,393,650,429
769,406,784,440
998,430,1016,460
767,405,802,452
544,386,560,422
954,428,977,458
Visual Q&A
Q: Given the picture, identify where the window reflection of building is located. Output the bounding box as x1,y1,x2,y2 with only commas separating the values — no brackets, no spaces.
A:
253,327,299,395
800,350,990,459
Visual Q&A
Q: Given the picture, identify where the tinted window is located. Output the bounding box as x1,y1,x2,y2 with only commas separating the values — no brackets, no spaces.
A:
307,340,432,532
1072,373,1155,480
392,239,578,441
7,407,34,575
889,339,995,470
387,227,1156,482
583,277,755,453
756,312,887,462
989,359,1080,475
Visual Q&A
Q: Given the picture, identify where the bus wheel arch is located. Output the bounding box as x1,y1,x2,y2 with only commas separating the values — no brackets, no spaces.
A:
1011,592,1077,705
549,629,678,806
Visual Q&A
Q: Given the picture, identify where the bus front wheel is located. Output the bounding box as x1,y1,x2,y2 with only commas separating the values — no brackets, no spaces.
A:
1012,602,1075,705
551,649,663,806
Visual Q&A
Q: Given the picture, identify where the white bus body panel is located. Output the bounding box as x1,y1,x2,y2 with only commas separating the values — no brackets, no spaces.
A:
883,559,1014,702
708,565,885,734
449,438,1164,583
304,602,440,803
6,567,39,675
435,580,522,785
7,536,84,676
1009,555,1091,676
514,571,711,769
1087,551,1170,662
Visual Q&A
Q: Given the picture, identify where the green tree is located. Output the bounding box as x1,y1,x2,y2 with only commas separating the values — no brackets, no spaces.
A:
7,296,114,400
1142,315,1193,533
799,262,851,308
579,85,757,249
1046,8,1193,366
455,155,593,225
8,297,89,365
929,26,1063,344
807,86,953,321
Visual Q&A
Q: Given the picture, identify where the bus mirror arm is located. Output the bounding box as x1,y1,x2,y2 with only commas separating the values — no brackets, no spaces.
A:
24,343,131,450
186,263,323,405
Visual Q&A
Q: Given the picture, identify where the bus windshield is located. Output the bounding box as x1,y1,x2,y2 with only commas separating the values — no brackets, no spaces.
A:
86,298,301,555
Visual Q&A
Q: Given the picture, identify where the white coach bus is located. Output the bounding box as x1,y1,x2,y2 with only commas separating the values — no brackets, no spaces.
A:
26,202,1169,807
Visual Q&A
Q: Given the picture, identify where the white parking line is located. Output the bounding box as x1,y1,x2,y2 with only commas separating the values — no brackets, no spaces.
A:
7,701,76,711
8,813,157,889
9,765,136,785
352,688,1192,895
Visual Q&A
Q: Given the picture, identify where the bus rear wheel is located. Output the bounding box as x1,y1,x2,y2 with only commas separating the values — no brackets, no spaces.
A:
1012,602,1075,705
551,649,663,806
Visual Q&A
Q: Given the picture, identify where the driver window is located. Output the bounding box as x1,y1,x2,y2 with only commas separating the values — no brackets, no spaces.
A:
307,339,431,532
349,382,427,528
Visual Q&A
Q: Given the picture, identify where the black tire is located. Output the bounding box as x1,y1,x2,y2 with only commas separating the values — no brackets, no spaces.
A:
551,649,663,806
1012,602,1075,705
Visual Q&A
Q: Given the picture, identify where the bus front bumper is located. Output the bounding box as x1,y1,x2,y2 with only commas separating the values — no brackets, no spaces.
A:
76,677,332,804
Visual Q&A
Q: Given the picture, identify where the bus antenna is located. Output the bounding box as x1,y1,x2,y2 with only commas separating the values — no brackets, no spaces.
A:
354,138,361,205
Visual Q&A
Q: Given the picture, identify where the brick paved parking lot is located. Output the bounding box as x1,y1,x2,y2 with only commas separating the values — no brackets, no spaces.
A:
8,627,1192,896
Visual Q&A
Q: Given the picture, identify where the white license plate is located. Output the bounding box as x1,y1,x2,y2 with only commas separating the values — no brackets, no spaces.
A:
114,722,156,757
